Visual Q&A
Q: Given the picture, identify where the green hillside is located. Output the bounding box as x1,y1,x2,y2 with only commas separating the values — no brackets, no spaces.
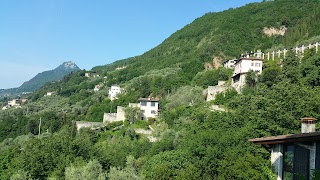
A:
94,0,320,84
1,0,320,179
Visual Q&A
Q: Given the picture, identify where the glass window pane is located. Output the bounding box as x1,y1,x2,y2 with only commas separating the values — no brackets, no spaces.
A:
284,145,294,173
141,101,147,106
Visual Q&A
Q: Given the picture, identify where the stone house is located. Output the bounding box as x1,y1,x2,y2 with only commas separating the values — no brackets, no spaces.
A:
249,117,320,180
231,57,263,92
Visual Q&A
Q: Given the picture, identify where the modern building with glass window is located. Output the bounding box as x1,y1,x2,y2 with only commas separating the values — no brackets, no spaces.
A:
249,117,320,180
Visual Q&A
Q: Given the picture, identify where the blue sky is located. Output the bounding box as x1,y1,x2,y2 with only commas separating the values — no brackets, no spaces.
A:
0,0,261,89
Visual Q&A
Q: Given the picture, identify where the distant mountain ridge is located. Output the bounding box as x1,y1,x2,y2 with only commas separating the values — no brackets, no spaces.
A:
1,61,80,96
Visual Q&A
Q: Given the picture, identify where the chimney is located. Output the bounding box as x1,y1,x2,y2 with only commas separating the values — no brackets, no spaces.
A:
300,117,317,133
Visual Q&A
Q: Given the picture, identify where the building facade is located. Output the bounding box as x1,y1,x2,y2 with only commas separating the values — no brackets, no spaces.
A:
103,98,160,123
223,59,237,69
249,118,320,180
138,98,159,120
231,58,263,92
108,85,122,101
8,99,21,107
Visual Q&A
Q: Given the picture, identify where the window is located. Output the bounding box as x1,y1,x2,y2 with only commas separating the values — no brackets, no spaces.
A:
283,145,294,179
151,110,157,114
283,144,309,180
151,101,156,107
251,62,254,66
141,101,147,106
255,63,261,67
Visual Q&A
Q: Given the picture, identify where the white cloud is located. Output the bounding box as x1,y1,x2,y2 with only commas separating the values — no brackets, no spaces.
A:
0,61,49,89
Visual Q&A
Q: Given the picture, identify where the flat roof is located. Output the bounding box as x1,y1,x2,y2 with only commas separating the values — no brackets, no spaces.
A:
249,132,320,145
139,98,159,102
234,58,263,65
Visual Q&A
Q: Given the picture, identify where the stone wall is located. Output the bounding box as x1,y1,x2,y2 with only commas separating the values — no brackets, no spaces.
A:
103,113,117,123
116,106,126,121
207,83,229,101
75,121,104,131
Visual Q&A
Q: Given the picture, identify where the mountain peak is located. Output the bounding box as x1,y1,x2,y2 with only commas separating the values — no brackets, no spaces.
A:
12,61,80,93
54,61,80,72
59,61,79,70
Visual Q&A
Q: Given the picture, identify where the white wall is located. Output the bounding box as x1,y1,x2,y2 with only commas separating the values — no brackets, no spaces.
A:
140,101,159,119
233,59,263,76
103,113,118,123
271,144,283,180
75,121,104,131
108,85,122,100
224,59,236,69
232,58,263,92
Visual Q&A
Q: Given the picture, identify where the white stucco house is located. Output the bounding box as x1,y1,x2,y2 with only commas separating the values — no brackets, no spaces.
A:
8,99,21,107
223,59,237,69
108,85,122,101
138,98,160,120
250,117,320,180
103,97,160,123
45,92,56,96
231,57,263,92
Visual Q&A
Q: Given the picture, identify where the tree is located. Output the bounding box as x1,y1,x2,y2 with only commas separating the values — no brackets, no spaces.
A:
107,156,139,180
282,51,301,83
260,61,282,87
65,159,106,180
141,150,191,179
245,70,258,88
300,53,320,87
165,86,205,109
124,107,142,123
10,170,29,180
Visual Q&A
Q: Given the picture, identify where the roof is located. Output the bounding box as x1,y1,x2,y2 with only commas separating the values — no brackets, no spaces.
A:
223,59,237,64
301,117,317,123
139,98,159,102
234,57,263,65
249,131,320,145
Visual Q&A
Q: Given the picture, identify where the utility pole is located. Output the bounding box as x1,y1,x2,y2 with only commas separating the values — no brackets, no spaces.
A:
38,117,41,138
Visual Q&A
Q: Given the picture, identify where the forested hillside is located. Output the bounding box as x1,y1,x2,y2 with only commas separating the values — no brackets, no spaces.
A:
1,0,320,179
94,0,320,84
